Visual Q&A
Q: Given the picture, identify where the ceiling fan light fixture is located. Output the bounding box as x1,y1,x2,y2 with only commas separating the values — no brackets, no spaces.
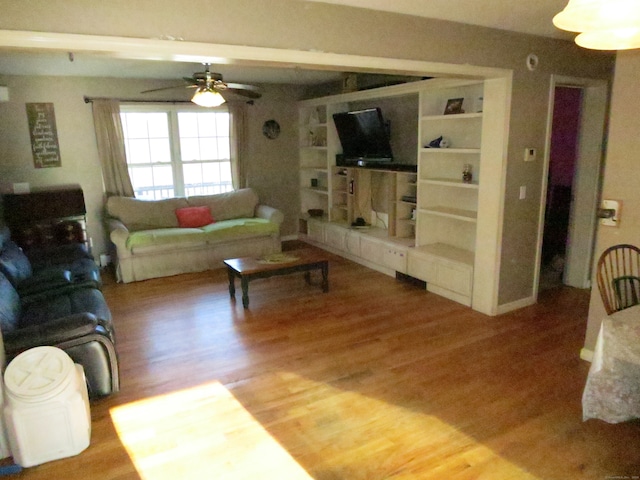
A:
553,0,640,50
576,26,640,50
191,87,226,107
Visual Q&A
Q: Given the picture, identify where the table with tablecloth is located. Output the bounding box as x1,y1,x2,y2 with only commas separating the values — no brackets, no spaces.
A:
582,305,640,423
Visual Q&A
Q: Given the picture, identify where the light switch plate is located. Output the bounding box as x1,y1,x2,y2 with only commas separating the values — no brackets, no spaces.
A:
524,148,536,162
601,199,621,227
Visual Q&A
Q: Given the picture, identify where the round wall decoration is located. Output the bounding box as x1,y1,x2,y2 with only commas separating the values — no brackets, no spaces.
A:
262,119,281,139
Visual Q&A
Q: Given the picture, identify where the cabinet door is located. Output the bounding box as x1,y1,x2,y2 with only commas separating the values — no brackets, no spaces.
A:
307,220,325,243
325,225,346,251
345,230,360,256
359,236,385,265
408,252,438,283
383,247,407,273
437,260,473,296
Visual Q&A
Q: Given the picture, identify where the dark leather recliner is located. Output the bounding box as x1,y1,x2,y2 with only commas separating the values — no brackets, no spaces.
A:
0,271,119,398
0,226,101,297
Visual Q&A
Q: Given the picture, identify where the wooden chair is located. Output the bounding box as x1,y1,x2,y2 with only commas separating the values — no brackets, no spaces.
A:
596,244,640,315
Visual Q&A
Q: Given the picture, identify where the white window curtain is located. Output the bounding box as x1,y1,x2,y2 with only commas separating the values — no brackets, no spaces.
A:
91,99,135,197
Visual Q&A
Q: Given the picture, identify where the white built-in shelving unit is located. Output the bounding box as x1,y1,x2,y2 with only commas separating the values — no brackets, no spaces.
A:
298,78,509,314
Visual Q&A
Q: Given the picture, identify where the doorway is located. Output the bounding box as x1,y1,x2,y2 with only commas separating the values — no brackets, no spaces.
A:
540,86,582,289
537,76,608,294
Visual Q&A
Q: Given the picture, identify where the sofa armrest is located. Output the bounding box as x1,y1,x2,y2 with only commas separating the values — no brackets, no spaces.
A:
4,313,103,355
255,204,284,226
108,218,130,252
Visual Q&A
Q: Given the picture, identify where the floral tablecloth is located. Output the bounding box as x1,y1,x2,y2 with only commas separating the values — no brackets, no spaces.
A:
582,305,640,423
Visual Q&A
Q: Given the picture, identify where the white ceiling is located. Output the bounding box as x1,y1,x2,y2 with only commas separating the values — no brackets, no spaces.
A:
0,1,571,85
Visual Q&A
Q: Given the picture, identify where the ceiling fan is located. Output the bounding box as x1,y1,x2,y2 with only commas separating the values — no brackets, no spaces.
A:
141,64,262,107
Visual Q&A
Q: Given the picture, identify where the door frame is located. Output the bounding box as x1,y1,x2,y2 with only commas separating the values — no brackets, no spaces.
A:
534,75,608,296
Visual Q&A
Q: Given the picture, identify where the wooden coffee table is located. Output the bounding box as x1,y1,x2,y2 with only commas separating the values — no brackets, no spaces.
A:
223,249,329,308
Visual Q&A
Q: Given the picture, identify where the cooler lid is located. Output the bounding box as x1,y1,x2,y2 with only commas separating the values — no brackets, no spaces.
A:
4,346,74,400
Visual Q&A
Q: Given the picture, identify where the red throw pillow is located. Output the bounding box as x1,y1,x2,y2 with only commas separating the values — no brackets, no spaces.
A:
175,206,214,228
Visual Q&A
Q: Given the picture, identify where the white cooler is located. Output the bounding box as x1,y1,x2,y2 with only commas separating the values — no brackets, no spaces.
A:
3,346,91,467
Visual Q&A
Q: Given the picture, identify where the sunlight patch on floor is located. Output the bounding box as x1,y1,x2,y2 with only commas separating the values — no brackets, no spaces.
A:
109,382,313,480
262,372,543,480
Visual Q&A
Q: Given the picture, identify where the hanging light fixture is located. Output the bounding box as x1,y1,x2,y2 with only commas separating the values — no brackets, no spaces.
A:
553,0,640,50
191,86,226,108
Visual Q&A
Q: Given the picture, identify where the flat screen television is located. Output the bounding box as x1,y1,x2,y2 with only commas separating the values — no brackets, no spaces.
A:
333,108,393,163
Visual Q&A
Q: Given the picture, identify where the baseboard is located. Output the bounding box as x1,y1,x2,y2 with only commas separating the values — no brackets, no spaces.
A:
580,348,594,363
495,295,536,315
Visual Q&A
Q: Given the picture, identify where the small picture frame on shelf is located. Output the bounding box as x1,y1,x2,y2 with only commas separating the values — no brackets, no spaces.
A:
444,98,465,115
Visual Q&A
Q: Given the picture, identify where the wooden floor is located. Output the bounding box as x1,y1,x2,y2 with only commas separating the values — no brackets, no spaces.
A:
15,244,640,479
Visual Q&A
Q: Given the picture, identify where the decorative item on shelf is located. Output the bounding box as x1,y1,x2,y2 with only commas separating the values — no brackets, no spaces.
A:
308,130,316,146
425,135,451,148
348,179,354,194
308,209,324,218
411,208,417,221
444,98,465,115
462,164,473,183
310,178,318,188
308,108,320,126
475,96,484,113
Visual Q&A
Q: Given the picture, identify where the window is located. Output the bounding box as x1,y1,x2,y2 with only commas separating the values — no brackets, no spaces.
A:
120,105,234,199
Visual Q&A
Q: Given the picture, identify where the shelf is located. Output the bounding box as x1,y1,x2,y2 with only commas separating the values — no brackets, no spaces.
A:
396,200,417,206
421,112,483,121
397,218,416,225
420,148,480,154
300,145,328,151
420,178,479,189
301,167,329,173
301,187,329,195
419,206,477,222
412,243,475,266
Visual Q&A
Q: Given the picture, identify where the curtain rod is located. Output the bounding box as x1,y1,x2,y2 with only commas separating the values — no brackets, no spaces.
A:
83,96,254,105
83,96,191,104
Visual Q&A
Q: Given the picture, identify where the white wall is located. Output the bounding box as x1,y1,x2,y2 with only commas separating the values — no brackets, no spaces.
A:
584,50,640,353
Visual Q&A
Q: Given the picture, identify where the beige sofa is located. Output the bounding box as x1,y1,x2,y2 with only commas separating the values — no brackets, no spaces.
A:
106,188,283,283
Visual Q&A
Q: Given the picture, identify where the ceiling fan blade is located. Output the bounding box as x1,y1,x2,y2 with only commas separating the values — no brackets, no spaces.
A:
223,83,262,99
141,84,191,94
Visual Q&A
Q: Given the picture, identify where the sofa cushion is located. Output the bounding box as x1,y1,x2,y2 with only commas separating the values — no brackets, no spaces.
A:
175,206,214,228
201,218,279,243
107,196,189,231
126,228,207,252
20,288,112,328
0,273,21,333
0,240,32,287
187,188,258,222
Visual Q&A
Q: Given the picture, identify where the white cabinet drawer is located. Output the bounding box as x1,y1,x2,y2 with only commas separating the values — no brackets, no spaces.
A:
408,249,473,297
408,251,438,283
437,260,472,296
